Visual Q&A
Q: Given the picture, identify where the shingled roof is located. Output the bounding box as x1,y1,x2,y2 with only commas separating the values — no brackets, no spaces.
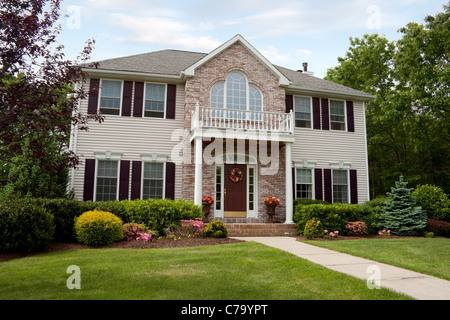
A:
83,48,374,101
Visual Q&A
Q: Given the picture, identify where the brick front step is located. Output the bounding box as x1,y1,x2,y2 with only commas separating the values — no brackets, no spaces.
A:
224,223,298,237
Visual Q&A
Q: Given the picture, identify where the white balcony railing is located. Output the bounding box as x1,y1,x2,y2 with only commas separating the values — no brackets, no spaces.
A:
191,103,294,135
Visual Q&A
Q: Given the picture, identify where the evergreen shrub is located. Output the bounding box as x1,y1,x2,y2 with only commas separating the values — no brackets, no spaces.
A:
0,199,55,253
378,176,427,236
304,218,324,239
203,220,228,238
74,210,123,246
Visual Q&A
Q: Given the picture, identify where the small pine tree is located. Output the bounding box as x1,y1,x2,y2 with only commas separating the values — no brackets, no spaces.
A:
378,175,427,236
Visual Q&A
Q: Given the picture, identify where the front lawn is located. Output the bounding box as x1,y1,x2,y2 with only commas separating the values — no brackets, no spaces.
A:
303,238,450,280
0,242,411,300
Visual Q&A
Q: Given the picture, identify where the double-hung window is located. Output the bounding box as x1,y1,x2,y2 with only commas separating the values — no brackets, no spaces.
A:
100,80,122,115
296,168,313,199
144,83,166,118
330,100,346,131
142,162,164,199
333,170,349,203
96,160,119,201
294,96,312,128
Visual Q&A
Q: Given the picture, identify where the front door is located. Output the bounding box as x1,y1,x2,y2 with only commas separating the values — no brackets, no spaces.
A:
224,164,247,217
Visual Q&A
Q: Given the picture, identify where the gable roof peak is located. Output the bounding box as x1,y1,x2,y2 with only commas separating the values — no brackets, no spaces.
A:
183,34,291,87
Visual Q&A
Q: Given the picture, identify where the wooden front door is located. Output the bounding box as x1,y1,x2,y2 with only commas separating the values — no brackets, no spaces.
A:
224,164,247,217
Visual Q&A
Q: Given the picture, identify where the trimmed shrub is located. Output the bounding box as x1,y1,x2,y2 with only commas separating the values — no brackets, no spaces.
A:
0,199,55,253
165,218,204,238
345,221,368,236
203,220,228,238
121,199,203,236
294,203,374,235
427,219,450,237
122,222,154,241
74,210,123,246
413,185,450,222
304,218,324,239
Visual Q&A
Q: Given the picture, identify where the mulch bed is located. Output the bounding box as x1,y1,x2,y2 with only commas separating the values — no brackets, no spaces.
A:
0,237,245,262
0,234,434,263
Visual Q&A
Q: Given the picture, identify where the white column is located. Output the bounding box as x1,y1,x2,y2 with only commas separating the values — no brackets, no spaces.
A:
285,142,294,224
194,136,203,206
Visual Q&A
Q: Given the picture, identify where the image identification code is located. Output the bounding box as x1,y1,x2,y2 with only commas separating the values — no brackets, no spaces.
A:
181,304,268,317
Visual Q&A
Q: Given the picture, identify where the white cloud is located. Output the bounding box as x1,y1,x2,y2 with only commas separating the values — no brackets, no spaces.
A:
108,13,222,51
260,46,291,64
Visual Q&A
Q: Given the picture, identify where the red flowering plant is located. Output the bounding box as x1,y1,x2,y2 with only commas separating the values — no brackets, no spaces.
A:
264,197,281,205
202,196,214,204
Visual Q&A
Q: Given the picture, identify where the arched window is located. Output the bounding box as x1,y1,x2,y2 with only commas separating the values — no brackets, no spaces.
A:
210,72,262,112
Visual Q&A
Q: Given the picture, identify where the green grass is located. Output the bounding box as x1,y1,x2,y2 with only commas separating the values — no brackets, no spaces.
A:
303,238,450,280
0,242,411,300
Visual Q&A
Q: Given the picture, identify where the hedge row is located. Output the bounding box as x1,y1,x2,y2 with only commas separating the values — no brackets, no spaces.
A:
0,198,203,252
294,201,380,236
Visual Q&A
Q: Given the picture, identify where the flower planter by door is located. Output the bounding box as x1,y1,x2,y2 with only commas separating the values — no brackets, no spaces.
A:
265,204,277,223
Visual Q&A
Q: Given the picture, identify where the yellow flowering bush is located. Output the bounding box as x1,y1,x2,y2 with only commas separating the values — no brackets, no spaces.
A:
304,218,324,239
74,209,123,246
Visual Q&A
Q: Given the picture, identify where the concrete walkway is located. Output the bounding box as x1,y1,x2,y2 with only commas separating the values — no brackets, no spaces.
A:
232,236,450,300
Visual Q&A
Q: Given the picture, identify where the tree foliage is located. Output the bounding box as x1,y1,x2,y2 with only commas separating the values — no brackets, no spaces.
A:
0,0,102,198
325,3,450,197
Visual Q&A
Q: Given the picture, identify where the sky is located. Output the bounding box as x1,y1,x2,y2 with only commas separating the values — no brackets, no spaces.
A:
57,0,446,79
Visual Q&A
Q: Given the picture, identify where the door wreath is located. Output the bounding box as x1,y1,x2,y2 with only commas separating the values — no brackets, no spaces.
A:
229,168,243,183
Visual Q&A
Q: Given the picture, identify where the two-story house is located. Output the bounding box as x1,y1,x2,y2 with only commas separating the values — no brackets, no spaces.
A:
69,34,374,229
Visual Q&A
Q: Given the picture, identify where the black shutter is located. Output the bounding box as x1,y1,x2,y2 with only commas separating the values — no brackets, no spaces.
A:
346,101,355,132
324,169,332,203
312,97,321,129
166,84,176,119
350,169,358,204
285,95,293,113
88,79,100,114
314,168,323,200
321,98,329,130
122,81,133,116
131,161,142,200
133,82,144,117
165,162,176,200
119,160,130,200
83,159,96,201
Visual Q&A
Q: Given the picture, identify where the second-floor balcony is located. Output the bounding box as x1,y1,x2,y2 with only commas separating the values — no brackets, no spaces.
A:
191,104,295,142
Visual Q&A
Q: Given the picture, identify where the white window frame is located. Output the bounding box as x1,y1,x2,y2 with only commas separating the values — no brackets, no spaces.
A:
294,160,316,200
214,164,224,218
98,79,123,116
293,95,313,129
331,169,350,204
329,99,347,131
247,164,258,218
140,154,167,200
143,82,167,119
93,152,122,202
210,71,263,113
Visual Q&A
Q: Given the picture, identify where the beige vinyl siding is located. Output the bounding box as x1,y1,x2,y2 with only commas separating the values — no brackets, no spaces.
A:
291,101,369,203
71,78,185,201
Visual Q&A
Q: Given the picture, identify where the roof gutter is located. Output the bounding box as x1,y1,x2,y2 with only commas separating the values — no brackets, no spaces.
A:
287,85,376,101
82,68,184,83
